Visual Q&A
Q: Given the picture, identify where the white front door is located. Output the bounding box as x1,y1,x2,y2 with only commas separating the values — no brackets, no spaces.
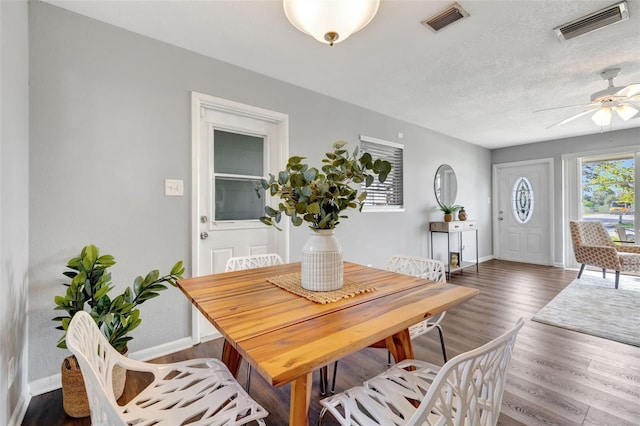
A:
192,93,289,340
493,160,553,265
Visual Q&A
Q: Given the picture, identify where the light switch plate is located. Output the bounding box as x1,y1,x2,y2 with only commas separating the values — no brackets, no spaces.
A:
165,179,184,196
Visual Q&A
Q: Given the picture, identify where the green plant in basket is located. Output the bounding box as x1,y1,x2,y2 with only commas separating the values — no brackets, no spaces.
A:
53,244,185,352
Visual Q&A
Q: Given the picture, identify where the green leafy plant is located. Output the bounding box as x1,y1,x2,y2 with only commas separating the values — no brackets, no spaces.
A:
53,244,185,352
440,204,461,214
256,141,392,230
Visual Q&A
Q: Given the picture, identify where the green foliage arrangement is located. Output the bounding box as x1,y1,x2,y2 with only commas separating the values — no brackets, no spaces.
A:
53,244,185,352
439,204,461,214
256,141,392,231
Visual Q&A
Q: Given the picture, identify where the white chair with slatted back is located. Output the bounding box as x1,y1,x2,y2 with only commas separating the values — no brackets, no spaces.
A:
319,318,524,425
225,253,284,272
225,254,283,391
324,255,449,396
66,311,268,426
386,255,448,363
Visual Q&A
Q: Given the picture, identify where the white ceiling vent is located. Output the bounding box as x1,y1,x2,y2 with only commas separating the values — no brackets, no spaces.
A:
554,1,629,41
421,3,469,33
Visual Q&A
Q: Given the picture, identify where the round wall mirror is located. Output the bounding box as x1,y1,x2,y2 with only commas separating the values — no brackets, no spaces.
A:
434,164,457,207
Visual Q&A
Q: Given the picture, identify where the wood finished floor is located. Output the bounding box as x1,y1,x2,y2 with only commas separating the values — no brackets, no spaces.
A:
22,259,640,425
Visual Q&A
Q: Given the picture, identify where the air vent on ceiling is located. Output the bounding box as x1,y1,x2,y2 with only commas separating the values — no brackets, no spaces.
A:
421,2,469,33
554,1,629,41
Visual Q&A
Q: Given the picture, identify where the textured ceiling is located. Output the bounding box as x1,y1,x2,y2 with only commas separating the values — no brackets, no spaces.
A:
45,0,640,149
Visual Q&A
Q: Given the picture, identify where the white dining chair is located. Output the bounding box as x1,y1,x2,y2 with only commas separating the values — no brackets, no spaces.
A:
319,318,524,425
386,255,449,363
324,255,450,396
66,311,268,426
225,253,284,392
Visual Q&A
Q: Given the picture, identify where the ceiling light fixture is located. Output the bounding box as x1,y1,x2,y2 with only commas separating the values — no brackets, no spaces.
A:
283,0,380,46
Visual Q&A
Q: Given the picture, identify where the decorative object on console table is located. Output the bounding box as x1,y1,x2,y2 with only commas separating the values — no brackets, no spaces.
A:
257,141,391,291
439,204,460,223
53,244,184,417
430,221,479,278
458,206,467,221
450,252,460,269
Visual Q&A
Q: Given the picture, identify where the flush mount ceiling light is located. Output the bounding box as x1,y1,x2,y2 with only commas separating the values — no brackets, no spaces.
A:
283,0,380,46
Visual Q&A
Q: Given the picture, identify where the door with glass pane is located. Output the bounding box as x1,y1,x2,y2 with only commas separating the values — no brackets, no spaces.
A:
196,101,287,339
494,160,552,265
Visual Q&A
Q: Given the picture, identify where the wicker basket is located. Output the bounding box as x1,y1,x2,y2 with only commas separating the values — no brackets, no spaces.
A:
61,354,126,418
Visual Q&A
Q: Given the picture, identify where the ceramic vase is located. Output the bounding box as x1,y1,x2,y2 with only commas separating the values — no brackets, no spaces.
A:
458,210,467,221
301,230,343,291
444,213,453,222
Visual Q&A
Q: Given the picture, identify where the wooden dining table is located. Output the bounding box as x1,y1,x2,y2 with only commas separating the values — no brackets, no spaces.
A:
177,261,478,426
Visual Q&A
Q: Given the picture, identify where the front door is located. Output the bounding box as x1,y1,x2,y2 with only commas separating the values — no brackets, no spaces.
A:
493,160,553,265
192,93,289,340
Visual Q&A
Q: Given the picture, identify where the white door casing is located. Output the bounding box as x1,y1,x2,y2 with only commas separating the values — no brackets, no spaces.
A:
191,92,289,341
492,159,553,265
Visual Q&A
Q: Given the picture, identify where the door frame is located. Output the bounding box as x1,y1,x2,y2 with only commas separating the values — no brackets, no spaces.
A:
492,158,554,265
562,144,640,269
190,91,289,342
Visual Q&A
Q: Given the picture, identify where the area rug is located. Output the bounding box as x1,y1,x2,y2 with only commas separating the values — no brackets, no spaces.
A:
532,273,640,347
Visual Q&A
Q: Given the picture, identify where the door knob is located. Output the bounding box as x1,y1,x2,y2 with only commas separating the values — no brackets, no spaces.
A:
200,216,208,224
200,232,209,240
498,217,504,221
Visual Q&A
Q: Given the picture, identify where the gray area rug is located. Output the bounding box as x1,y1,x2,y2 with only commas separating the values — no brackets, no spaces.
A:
532,273,640,347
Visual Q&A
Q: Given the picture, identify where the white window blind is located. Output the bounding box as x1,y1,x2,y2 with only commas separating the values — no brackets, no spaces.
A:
359,135,404,210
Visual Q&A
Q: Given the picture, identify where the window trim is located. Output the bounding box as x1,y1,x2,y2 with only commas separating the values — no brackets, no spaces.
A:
359,134,405,212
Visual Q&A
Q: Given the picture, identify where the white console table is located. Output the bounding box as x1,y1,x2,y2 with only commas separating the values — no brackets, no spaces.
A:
429,220,479,278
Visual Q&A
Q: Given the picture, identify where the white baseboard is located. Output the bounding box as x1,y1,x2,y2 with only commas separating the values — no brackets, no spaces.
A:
479,255,494,263
8,391,30,426
29,336,199,397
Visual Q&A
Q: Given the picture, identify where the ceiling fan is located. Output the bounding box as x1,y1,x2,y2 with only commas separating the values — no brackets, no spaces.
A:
538,68,640,128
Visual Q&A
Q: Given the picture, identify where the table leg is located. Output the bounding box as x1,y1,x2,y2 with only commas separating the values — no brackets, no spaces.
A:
290,372,312,426
221,339,243,378
385,328,414,363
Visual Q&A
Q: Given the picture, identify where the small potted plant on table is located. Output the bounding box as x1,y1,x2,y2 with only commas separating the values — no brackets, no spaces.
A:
440,204,460,222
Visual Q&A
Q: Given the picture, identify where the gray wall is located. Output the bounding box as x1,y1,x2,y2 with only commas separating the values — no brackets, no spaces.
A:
1,0,30,423
28,1,491,384
492,127,640,265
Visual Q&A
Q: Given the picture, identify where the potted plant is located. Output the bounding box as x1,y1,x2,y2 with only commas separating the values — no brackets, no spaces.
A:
257,141,391,291
440,204,460,222
53,244,184,417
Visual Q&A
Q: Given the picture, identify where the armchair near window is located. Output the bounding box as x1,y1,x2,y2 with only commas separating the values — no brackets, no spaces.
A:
570,220,640,289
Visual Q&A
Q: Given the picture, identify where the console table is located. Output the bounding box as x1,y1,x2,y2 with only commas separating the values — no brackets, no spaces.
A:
429,221,479,277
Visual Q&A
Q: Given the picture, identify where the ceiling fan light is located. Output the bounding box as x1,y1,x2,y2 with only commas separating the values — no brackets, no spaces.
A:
283,0,380,46
592,107,612,126
616,104,639,121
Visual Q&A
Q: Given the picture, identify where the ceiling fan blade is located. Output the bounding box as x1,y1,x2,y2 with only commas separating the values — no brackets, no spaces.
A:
533,102,596,113
546,108,600,129
615,83,640,98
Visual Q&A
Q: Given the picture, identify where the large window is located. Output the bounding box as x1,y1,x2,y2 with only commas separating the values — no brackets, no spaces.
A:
359,135,404,210
581,153,635,242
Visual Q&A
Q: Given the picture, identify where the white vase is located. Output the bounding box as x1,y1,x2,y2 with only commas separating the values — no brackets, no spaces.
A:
301,229,343,291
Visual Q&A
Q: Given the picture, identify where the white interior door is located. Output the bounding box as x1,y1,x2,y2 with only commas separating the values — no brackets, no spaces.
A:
494,160,553,265
192,93,288,341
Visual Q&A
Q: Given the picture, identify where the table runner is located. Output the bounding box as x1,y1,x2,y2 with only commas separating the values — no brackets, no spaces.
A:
267,272,376,304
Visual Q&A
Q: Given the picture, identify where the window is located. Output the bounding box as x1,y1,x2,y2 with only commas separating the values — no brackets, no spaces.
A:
359,135,404,210
512,176,534,224
212,129,265,221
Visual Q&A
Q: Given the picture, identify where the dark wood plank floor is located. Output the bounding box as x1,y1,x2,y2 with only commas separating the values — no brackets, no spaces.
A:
22,260,640,425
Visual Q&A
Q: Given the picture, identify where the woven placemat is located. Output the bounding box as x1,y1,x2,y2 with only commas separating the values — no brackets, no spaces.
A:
267,273,376,304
